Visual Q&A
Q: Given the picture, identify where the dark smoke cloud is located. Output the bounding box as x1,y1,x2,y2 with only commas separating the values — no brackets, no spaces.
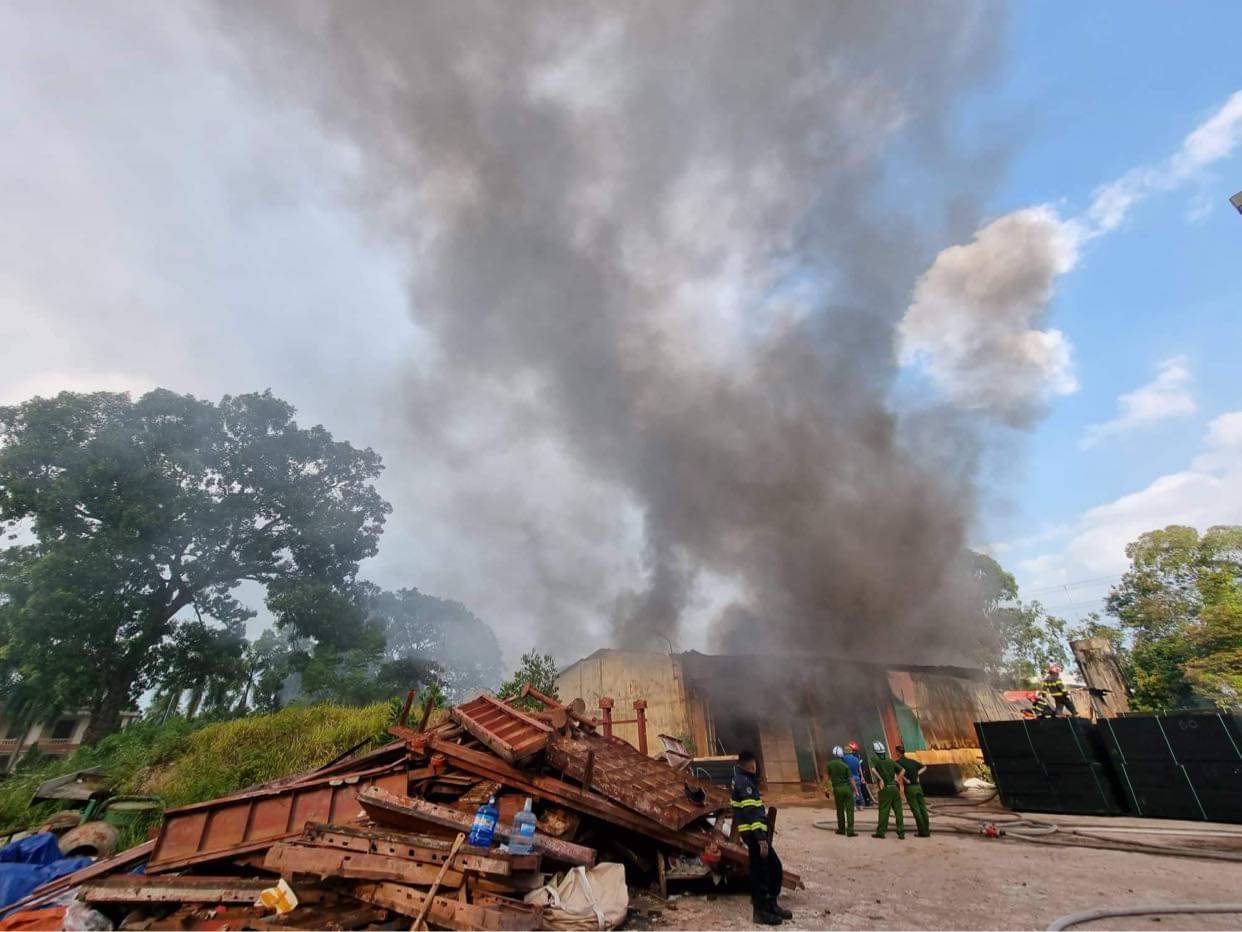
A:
215,2,1006,662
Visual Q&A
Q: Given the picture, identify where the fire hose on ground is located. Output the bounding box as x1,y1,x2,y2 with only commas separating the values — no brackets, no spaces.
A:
812,793,1242,862
1046,903,1242,931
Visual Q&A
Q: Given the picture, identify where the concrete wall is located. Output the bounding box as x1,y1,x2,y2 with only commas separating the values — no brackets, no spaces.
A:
556,650,692,754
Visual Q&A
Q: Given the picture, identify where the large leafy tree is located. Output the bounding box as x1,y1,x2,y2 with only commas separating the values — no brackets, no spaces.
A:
1107,525,1242,709
969,551,1071,687
369,587,503,699
498,650,560,710
0,389,390,741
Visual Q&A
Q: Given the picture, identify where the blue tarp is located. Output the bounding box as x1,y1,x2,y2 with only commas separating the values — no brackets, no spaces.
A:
0,833,93,910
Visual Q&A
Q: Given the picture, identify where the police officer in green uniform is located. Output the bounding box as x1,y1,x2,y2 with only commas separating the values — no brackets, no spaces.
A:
823,745,858,836
895,744,930,837
869,741,905,839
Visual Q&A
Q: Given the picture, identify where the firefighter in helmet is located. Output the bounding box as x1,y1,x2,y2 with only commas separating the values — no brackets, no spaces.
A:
1042,663,1077,716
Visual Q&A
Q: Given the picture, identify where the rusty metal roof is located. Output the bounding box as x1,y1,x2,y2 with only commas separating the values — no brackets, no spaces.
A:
544,731,730,830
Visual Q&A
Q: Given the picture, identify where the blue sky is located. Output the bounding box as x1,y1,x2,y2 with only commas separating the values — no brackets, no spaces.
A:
1,3,1239,658
966,2,1242,616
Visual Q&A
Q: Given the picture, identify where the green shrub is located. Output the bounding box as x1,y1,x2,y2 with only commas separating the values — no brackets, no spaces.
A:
0,702,399,848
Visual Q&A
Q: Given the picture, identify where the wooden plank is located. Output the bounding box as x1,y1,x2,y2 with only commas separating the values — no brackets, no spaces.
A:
345,881,542,931
80,875,270,904
358,786,594,867
265,841,465,888
299,822,529,876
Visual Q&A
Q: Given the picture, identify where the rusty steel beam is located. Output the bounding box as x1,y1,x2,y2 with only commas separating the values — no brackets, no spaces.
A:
80,875,271,904
299,822,530,876
148,761,411,873
358,786,594,867
345,881,542,931
265,841,466,889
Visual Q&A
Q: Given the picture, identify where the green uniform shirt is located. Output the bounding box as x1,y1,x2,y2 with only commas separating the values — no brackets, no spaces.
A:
896,755,923,786
826,758,852,786
870,755,901,787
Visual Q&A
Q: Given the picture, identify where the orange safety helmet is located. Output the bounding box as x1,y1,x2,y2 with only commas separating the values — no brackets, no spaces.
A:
847,740,860,752
1047,663,1062,675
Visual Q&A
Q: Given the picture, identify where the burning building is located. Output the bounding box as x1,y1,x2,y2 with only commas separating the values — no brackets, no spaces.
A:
556,649,1019,795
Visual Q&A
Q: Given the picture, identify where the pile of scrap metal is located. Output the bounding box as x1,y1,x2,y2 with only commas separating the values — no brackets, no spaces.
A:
1,685,798,930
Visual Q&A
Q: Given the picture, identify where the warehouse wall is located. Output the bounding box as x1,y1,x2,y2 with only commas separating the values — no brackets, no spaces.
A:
556,650,692,754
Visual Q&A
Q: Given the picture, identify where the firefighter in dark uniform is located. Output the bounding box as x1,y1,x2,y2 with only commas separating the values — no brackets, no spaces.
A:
894,744,930,837
1043,664,1077,716
731,750,790,925
1030,691,1055,719
869,741,906,839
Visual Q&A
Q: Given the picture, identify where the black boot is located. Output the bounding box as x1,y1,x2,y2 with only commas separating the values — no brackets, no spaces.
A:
753,904,783,925
771,899,794,920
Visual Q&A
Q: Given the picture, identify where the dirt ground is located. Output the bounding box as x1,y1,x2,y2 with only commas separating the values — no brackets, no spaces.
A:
637,799,1242,931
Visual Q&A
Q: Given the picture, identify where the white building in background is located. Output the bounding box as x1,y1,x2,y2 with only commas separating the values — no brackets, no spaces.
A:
0,710,139,775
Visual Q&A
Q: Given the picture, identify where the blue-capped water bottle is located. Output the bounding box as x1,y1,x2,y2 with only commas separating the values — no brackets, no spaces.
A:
509,798,537,854
467,795,499,847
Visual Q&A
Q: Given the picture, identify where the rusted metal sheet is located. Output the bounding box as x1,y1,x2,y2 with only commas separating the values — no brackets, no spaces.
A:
358,786,591,867
345,880,542,931
265,841,466,888
450,694,551,764
887,671,1020,749
299,822,532,876
423,736,800,890
80,875,271,904
545,731,730,829
148,761,410,873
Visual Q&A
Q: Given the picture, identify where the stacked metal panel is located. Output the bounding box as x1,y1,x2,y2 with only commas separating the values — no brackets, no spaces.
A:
1098,711,1242,823
974,718,1126,816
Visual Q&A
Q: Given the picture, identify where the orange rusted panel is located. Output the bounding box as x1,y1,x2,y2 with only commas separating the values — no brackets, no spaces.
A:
147,761,410,873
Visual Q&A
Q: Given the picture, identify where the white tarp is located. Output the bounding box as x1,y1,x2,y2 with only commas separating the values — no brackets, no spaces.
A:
524,862,628,930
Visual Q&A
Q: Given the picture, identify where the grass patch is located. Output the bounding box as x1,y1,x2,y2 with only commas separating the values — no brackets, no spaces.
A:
1,701,403,850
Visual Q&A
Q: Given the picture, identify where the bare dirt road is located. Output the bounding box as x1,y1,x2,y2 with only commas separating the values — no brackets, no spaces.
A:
641,801,1242,931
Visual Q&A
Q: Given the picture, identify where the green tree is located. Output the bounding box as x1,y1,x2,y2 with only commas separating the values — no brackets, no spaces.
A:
968,551,1070,687
1106,525,1242,710
368,587,503,699
0,389,390,741
498,650,559,710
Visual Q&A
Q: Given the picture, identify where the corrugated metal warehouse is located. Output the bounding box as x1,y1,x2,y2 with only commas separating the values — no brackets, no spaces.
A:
556,649,1020,795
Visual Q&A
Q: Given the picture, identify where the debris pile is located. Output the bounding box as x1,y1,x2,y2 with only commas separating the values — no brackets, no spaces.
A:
2,686,798,929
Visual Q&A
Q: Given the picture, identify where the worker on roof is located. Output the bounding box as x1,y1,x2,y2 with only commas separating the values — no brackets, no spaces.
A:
731,750,789,925
824,746,858,836
894,744,930,837
1043,663,1077,717
868,741,906,840
1030,691,1055,719
843,741,873,807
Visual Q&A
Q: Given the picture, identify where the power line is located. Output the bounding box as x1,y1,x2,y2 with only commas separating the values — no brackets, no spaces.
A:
1023,574,1121,595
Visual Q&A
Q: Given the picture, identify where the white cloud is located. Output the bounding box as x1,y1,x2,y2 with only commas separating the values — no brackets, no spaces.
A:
0,371,157,407
1018,411,1242,600
897,205,1081,426
900,89,1242,421
1080,355,1196,449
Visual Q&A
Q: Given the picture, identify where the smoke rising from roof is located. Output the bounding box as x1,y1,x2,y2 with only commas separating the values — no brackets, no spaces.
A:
216,2,1006,662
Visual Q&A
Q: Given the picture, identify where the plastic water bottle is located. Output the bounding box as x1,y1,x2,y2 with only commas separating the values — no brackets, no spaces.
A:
468,796,499,848
509,798,537,854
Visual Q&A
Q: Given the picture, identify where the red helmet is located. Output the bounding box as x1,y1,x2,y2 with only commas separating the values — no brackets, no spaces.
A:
1047,663,1062,674
847,740,860,751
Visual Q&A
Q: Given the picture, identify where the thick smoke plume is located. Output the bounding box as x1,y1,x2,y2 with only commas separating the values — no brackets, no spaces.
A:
216,2,1006,663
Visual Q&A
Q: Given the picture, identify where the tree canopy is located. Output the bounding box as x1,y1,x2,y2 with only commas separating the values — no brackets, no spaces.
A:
1106,525,1242,709
0,389,390,740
